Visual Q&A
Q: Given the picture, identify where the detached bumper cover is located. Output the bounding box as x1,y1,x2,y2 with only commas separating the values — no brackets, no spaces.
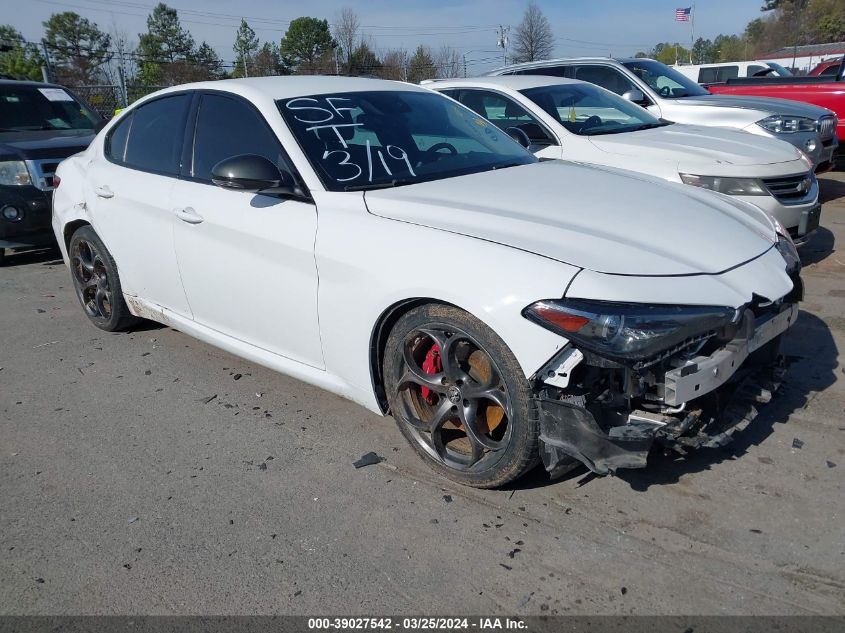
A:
537,303,797,476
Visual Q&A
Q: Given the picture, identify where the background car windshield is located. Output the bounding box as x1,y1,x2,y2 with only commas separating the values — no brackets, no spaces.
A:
278,90,535,191
622,60,710,98
0,85,100,132
521,83,664,136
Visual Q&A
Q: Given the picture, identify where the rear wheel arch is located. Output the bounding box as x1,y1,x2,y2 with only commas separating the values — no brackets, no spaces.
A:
63,220,91,252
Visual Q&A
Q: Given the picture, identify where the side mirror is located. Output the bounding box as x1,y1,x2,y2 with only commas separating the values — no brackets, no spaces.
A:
621,89,646,105
505,126,531,149
211,154,309,199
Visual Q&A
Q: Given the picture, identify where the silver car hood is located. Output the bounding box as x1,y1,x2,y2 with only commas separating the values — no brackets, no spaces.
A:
676,94,833,119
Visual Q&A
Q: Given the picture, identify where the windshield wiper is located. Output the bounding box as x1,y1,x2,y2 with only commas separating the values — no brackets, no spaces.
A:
629,122,668,132
343,178,416,192
490,161,526,171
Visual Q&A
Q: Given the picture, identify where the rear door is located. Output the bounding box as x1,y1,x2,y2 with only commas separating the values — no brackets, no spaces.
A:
86,93,192,317
170,91,323,368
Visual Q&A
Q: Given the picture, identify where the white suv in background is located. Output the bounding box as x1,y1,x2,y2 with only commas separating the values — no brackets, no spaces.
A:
486,57,838,172
673,61,792,84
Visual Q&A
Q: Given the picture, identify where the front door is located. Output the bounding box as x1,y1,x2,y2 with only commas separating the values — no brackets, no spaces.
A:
171,92,323,368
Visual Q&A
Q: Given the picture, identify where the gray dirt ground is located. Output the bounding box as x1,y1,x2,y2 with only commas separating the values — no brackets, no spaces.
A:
1,173,843,616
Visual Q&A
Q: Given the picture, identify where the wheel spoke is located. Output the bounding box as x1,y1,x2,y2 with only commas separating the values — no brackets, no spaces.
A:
464,384,509,412
459,399,503,452
418,327,469,383
95,288,109,317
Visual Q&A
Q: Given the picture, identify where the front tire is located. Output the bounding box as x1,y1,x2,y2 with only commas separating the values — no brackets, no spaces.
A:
68,226,139,332
384,304,540,488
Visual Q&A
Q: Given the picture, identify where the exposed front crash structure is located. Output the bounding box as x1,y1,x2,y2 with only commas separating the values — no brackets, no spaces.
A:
527,275,801,476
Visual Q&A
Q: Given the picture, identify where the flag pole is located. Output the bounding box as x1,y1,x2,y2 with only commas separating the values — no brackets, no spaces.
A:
690,4,695,63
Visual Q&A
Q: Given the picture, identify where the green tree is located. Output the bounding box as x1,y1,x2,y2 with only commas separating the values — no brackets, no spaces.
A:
279,17,336,73
232,19,258,77
349,42,379,76
194,41,224,79
252,42,286,76
0,25,44,80
43,12,112,84
406,45,436,84
692,38,716,64
137,3,195,84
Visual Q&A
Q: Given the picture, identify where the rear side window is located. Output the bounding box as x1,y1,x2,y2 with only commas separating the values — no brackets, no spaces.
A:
698,66,738,83
518,66,568,78
191,93,287,182
118,94,190,175
106,114,131,162
571,66,635,95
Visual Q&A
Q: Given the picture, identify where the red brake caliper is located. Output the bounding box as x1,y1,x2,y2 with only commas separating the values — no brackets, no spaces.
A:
420,343,442,405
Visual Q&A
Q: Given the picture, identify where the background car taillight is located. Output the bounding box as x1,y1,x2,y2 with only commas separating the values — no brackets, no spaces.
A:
52,175,61,188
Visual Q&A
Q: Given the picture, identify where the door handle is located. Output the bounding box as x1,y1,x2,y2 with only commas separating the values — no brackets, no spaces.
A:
175,206,204,224
94,185,114,199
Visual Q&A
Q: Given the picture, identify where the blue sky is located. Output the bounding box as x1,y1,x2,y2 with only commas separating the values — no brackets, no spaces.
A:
17,0,766,72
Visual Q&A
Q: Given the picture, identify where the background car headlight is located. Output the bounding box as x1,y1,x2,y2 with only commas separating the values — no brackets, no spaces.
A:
757,115,816,134
680,174,766,196
0,161,32,186
522,299,737,363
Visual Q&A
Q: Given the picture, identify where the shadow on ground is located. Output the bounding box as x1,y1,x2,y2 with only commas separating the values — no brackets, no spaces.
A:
0,247,60,267
508,311,838,492
819,175,845,204
800,226,835,266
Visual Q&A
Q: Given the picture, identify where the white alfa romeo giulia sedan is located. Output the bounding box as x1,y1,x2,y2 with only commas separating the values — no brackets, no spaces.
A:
52,77,802,487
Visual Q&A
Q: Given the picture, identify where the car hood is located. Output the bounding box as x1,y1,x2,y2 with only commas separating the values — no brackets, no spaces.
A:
674,94,832,119
365,161,776,276
0,130,95,161
588,123,803,168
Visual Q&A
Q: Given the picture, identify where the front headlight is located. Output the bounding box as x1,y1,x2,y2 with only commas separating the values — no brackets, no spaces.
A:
775,234,801,273
0,161,32,186
523,299,737,364
757,115,816,134
679,174,766,196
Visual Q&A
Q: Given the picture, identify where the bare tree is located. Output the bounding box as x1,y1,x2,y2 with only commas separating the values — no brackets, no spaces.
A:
511,1,554,63
378,48,408,80
333,7,360,70
435,45,462,78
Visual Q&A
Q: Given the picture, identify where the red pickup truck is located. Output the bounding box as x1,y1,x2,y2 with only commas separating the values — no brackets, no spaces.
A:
706,57,843,147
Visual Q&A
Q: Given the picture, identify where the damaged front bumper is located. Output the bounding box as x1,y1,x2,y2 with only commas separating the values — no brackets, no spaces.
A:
535,302,797,476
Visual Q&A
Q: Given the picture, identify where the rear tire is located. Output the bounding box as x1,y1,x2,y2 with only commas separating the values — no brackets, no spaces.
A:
68,226,140,332
384,303,540,488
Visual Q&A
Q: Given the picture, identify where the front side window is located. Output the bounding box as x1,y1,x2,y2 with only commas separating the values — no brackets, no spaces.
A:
0,84,100,133
622,60,710,98
521,83,666,136
192,94,288,182
119,94,190,175
454,90,555,144
278,90,535,191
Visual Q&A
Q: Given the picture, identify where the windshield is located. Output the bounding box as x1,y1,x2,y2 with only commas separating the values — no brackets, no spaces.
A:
277,90,535,191
521,83,666,136
0,85,100,132
766,62,792,77
622,60,710,98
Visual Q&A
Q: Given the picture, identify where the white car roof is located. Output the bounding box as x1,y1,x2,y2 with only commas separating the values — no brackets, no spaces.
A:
140,75,426,107
431,76,581,91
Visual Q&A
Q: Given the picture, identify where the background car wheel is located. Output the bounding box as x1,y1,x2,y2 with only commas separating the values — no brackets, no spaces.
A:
68,226,140,332
384,304,540,488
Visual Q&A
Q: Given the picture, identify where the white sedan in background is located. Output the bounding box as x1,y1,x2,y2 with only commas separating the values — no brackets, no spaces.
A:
53,77,801,487
429,76,821,244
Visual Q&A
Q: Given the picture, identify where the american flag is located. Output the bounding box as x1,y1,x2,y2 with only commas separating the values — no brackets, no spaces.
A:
675,7,691,21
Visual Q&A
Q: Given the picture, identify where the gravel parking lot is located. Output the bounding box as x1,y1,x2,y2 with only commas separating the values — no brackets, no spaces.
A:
1,174,843,616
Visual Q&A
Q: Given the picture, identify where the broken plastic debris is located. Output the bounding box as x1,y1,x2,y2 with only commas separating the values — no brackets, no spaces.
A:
127,516,139,524
233,373,242,381
353,451,384,468
792,438,804,449
199,394,217,404
443,494,453,503
826,460,836,468
258,463,267,471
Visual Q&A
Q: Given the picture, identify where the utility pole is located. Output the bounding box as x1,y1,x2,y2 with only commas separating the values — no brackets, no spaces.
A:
41,39,54,83
689,3,695,64
496,25,510,65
